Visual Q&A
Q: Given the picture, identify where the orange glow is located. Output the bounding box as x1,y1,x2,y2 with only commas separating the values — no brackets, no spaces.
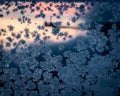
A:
0,2,92,50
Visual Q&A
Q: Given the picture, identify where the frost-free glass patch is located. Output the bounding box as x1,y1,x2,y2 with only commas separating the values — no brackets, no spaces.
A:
0,1,120,96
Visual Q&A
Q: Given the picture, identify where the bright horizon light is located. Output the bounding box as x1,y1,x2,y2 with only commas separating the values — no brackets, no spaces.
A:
0,1,93,50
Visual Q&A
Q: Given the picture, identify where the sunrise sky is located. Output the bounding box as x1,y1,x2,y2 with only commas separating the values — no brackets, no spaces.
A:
0,1,92,50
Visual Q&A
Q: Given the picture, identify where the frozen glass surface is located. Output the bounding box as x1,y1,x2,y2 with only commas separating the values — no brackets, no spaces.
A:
0,1,120,96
